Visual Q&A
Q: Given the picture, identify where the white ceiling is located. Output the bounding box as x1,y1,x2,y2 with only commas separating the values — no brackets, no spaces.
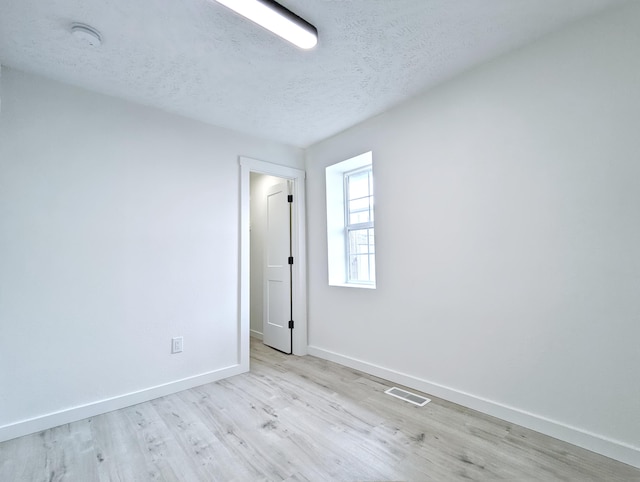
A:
0,0,627,147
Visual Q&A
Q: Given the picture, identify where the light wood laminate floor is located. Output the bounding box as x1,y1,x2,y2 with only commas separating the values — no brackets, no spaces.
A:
1,338,639,481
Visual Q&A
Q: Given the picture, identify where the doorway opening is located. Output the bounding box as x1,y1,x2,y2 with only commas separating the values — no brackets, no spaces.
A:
250,173,292,353
239,157,307,369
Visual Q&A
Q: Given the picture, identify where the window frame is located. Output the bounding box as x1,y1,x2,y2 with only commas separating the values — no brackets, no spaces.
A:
343,166,375,285
325,151,376,289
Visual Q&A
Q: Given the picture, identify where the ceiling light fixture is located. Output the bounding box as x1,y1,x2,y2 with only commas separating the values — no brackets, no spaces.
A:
71,23,102,47
214,0,317,50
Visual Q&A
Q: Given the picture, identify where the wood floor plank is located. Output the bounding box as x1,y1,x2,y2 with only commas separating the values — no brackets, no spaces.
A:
152,393,247,481
1,337,639,481
90,409,149,482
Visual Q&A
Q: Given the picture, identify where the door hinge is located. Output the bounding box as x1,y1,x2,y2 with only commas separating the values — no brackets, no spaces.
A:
288,195,293,203
288,320,294,329
288,256,294,265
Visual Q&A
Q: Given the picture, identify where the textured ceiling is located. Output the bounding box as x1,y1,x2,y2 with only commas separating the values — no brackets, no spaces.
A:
0,0,628,147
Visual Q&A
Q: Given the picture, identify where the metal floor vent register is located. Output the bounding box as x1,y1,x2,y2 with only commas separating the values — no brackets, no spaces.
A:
385,387,431,406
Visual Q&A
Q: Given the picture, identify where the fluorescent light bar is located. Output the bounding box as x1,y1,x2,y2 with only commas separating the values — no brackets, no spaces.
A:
214,0,318,49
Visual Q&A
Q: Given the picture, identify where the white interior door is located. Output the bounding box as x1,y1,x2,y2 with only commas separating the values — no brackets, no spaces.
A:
263,181,292,352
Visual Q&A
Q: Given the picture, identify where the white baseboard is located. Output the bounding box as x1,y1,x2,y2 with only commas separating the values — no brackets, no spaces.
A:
250,329,263,340
307,345,640,469
0,363,247,444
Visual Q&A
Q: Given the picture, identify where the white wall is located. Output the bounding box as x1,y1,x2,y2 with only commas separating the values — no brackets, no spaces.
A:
305,2,640,467
0,67,303,440
249,173,284,337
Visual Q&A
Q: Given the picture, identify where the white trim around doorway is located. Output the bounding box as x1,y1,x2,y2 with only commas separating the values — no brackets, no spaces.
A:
239,157,308,371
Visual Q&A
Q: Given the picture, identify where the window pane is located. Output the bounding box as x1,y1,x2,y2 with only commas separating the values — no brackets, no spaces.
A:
349,197,371,224
349,197,369,213
349,229,373,255
349,254,371,282
348,171,370,200
348,228,375,283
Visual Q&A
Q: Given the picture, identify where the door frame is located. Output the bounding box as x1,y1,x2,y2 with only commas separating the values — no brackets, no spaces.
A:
239,157,308,369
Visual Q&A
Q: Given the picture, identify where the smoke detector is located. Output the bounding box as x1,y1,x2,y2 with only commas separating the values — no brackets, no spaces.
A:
71,23,102,47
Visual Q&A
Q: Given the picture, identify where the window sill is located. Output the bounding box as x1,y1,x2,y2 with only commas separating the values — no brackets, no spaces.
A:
329,282,376,290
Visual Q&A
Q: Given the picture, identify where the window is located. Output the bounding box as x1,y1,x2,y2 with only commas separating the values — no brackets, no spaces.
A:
344,167,375,284
326,152,376,288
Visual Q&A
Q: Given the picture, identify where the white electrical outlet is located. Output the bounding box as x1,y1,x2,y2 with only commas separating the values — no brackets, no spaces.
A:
171,336,183,354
